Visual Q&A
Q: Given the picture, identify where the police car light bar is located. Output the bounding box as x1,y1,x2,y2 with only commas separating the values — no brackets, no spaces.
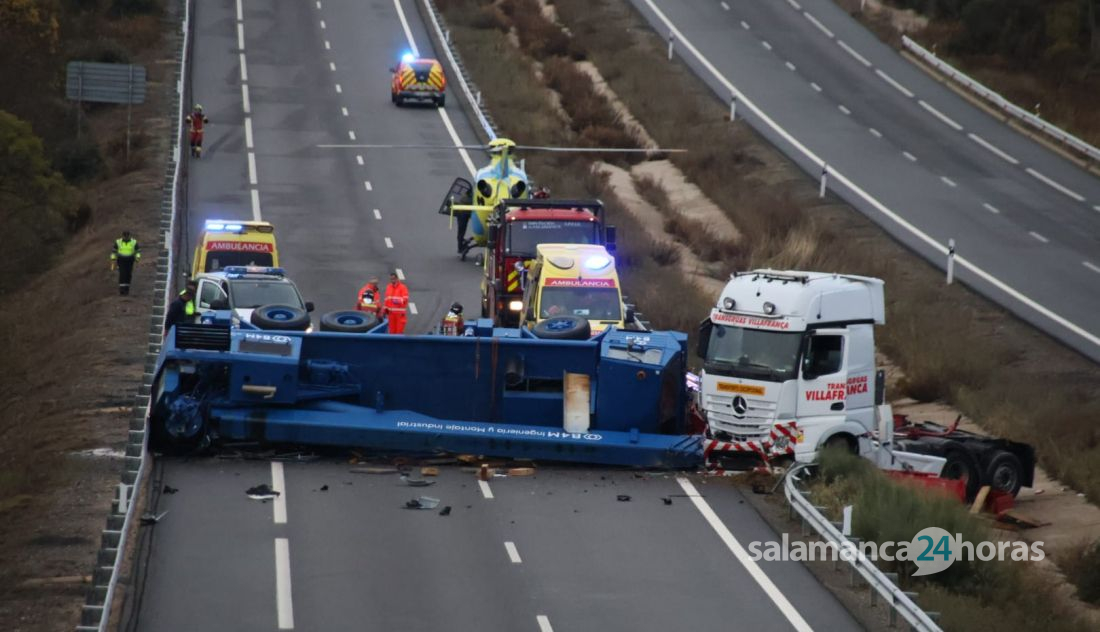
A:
401,52,414,63
223,266,285,277
205,220,245,232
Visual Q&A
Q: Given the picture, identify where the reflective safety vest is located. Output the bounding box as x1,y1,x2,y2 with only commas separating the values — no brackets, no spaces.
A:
384,282,409,313
112,238,140,260
441,312,464,336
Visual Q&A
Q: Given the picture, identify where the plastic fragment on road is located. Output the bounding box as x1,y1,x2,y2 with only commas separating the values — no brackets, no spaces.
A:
401,475,436,487
246,484,281,501
405,496,441,510
661,497,672,505
616,494,631,502
439,506,452,516
507,467,535,476
163,485,179,494
140,511,168,525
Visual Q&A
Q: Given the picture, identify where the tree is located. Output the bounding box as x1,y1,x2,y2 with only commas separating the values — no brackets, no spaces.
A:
0,0,62,123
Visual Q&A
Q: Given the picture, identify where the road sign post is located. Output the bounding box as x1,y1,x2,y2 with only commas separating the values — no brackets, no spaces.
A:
65,62,147,161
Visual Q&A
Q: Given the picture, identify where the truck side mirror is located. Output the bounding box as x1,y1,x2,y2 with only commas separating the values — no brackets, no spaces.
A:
605,226,617,254
696,319,712,358
625,306,635,323
519,268,528,291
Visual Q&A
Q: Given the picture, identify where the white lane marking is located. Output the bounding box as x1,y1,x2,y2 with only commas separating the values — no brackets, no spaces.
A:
364,180,373,191
239,54,248,82
837,40,871,67
810,82,821,92
869,128,882,138
536,616,554,632
761,41,772,51
341,107,348,117
478,479,493,499
1084,261,1100,274
1094,205,1100,212
316,0,321,7
903,151,917,162
804,12,834,38
740,20,749,30
348,130,356,141
324,40,331,50
918,99,963,131
983,203,1001,214
271,461,287,524
236,0,242,20
967,133,1019,165
838,104,851,115
1029,231,1049,244
320,19,326,29
785,61,796,71
245,117,254,149
373,208,382,220
505,541,522,563
242,84,251,113
384,237,393,248
275,538,294,629
395,267,405,280
394,0,420,56
237,22,245,50
721,1,730,10
677,478,812,631
335,83,342,94
1025,167,1086,202
875,69,914,98
640,0,1100,351
329,62,336,72
250,189,262,222
941,176,957,188
787,0,801,9
409,302,418,315
356,155,364,165
248,152,258,185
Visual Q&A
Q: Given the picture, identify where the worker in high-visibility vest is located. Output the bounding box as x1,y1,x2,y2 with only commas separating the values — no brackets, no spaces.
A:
356,277,381,315
164,283,197,337
110,230,141,295
382,272,409,334
440,302,465,336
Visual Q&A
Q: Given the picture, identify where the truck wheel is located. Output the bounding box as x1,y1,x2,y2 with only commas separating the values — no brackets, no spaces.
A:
251,304,311,331
941,448,981,501
822,433,857,455
532,316,591,340
986,451,1023,497
320,310,379,333
436,94,446,107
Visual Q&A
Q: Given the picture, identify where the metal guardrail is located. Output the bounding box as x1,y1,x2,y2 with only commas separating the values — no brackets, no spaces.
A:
902,35,1100,164
420,0,498,141
75,0,191,629
784,463,942,632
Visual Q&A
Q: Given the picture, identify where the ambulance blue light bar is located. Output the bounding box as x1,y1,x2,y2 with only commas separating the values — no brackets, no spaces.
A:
584,255,611,270
223,266,285,278
205,220,244,232
401,52,414,63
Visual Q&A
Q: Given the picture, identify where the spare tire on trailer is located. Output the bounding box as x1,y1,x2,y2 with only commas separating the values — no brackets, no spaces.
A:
985,450,1024,497
531,316,591,340
250,304,311,331
320,310,379,333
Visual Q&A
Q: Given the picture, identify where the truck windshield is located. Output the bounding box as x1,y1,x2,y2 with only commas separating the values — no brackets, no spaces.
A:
206,251,274,272
508,220,598,256
228,280,303,309
704,324,802,382
540,287,621,321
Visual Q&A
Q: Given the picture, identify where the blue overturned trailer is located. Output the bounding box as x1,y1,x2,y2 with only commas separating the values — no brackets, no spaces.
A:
150,318,703,468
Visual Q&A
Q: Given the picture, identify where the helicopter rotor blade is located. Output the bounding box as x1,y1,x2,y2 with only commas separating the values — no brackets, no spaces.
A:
511,145,686,153
316,143,490,150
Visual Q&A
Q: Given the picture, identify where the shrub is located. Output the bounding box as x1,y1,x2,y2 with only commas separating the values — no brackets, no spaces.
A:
51,136,105,183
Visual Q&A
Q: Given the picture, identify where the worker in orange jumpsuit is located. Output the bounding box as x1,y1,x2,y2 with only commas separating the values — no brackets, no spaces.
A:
356,277,381,315
382,272,409,334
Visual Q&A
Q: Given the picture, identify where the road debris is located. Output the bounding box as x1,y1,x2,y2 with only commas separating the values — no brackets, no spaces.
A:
661,497,672,505
245,484,281,501
507,467,536,476
350,467,399,474
401,475,436,487
140,511,168,526
617,494,631,502
162,485,179,495
405,496,441,510
320,485,329,492
439,506,452,516
478,464,491,481
421,467,440,477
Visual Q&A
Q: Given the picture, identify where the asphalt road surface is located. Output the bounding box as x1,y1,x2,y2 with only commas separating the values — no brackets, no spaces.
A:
631,0,1100,363
130,0,863,630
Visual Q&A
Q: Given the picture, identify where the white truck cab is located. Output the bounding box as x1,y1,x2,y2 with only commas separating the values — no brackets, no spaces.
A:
697,270,885,462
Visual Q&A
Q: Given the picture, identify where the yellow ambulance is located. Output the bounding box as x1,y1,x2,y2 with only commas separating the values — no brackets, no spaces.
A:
192,220,279,277
519,244,631,338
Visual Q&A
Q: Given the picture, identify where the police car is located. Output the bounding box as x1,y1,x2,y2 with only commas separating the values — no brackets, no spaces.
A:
390,54,446,107
193,266,314,331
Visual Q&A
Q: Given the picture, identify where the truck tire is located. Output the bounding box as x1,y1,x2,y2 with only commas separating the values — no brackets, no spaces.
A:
320,310,379,333
531,316,591,340
822,433,857,455
436,94,446,107
251,305,311,331
985,450,1024,497
941,448,982,501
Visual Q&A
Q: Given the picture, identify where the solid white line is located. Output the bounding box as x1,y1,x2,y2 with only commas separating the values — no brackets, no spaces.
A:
395,267,404,280
248,152,258,185
335,83,342,94
271,461,287,524
869,128,882,138
275,538,294,629
341,107,348,117
324,40,331,50
236,0,242,20
677,478,812,631
1025,167,1085,202
804,12,834,38
1084,261,1100,274
504,541,522,563
241,84,251,113
408,302,418,315
394,0,420,56
967,133,1019,165
356,155,364,165
536,615,554,632
721,2,730,10
941,176,957,188
740,20,749,30
239,54,248,82
384,237,393,248
373,209,381,220
320,19,326,29
348,131,356,141
918,100,963,131
874,69,914,98
838,104,850,115
787,0,801,9
785,61,796,71
478,479,493,499
1029,231,1049,244
237,23,245,50
983,203,1001,214
329,62,336,72
837,40,871,67
316,0,321,7
1094,205,1100,212
250,189,262,222
761,41,772,51
640,0,1100,352
810,82,822,92
245,117,254,149
364,180,373,191
903,151,917,162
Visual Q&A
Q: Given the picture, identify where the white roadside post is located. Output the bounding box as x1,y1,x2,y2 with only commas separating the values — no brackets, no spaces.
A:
819,164,828,198
118,482,130,514
946,239,956,284
668,31,674,60
729,94,737,122
842,505,853,537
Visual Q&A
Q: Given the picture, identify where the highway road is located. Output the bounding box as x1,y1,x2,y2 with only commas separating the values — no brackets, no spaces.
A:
631,0,1100,363
125,0,863,630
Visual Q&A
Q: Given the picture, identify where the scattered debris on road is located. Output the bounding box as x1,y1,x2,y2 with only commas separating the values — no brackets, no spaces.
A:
405,496,441,510
162,485,179,495
401,475,436,487
661,497,672,505
320,485,329,492
245,484,280,501
350,466,399,474
421,466,440,477
508,467,536,476
617,494,631,502
439,506,452,516
140,511,168,526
